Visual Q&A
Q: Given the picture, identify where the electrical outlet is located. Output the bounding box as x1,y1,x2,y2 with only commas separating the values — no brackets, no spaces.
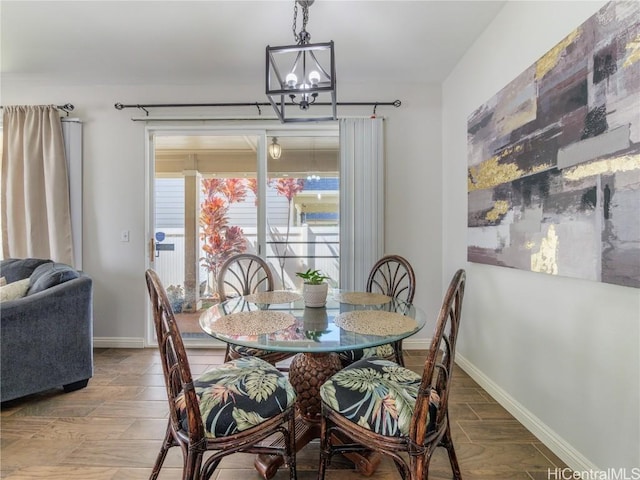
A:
120,230,130,242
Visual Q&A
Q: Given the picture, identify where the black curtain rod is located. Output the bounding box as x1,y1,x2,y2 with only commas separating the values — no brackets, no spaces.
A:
114,100,401,116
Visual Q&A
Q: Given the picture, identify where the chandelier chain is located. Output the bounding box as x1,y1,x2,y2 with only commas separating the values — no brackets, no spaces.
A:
292,1,298,41
292,0,310,44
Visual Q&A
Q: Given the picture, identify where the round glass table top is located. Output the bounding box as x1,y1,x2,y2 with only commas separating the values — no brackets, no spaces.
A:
199,290,427,353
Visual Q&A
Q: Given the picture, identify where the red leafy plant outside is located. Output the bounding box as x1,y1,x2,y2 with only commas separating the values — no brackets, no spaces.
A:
270,177,305,288
200,176,306,294
200,178,249,297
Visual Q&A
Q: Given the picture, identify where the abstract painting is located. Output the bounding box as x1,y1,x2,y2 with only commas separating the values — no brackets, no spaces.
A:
467,1,640,288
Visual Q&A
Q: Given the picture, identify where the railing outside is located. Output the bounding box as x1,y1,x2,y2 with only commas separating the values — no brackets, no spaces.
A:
154,226,340,297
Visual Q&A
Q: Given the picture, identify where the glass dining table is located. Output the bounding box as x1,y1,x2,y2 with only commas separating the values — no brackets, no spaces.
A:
199,289,427,479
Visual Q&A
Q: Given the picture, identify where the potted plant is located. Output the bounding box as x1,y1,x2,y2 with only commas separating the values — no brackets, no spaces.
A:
303,307,330,341
296,269,330,308
166,284,185,313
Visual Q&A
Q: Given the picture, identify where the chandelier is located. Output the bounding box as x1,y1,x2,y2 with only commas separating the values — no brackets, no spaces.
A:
266,0,336,123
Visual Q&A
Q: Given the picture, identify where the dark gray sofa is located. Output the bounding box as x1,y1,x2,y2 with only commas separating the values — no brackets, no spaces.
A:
1,258,93,402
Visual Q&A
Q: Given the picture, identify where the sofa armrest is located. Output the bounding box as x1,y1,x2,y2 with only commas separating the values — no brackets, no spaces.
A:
1,274,93,402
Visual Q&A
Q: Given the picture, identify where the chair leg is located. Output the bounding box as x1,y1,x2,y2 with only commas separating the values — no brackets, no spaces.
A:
392,457,409,480
318,417,331,480
286,413,298,480
183,448,204,480
394,340,405,367
201,458,222,480
224,344,232,363
442,418,463,480
149,422,174,480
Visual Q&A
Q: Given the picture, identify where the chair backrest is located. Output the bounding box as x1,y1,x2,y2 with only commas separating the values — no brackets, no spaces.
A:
217,253,274,301
145,269,204,443
410,269,466,446
366,254,416,303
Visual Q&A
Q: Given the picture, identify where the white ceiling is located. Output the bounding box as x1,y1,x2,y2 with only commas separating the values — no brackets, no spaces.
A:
1,0,506,86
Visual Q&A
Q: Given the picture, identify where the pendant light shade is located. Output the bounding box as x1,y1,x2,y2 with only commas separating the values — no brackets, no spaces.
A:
268,137,282,160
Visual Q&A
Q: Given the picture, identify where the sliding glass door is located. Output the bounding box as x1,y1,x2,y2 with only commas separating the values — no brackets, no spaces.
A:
146,126,339,345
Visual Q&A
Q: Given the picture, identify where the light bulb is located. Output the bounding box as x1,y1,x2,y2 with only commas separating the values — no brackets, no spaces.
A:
285,73,297,88
308,70,321,85
300,83,310,103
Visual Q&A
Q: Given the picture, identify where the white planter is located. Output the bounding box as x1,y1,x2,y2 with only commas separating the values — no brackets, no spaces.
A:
302,283,329,308
303,306,329,330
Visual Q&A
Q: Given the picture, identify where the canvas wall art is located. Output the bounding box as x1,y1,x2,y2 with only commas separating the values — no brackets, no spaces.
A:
467,1,640,288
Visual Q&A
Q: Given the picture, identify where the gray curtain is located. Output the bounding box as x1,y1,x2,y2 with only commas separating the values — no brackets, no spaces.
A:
339,118,384,290
1,105,74,265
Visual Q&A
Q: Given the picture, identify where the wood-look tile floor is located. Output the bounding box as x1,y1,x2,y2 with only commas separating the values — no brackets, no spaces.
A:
0,348,568,479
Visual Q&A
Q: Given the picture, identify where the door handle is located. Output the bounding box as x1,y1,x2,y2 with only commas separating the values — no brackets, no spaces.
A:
149,237,155,264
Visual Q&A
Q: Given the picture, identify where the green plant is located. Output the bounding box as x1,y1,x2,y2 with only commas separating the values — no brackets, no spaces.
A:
296,269,329,285
166,284,185,313
304,329,331,342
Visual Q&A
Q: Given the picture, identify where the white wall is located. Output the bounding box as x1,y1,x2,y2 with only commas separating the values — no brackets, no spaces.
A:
443,0,640,470
385,82,443,325
0,79,443,347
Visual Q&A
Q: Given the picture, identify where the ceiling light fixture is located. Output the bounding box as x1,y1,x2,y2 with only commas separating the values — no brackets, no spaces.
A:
266,0,336,123
268,137,282,160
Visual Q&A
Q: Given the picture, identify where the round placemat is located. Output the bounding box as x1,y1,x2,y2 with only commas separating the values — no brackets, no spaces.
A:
212,311,296,335
244,290,302,304
334,310,417,335
334,291,391,305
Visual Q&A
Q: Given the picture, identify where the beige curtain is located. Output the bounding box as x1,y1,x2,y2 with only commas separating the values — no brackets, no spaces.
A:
1,105,74,265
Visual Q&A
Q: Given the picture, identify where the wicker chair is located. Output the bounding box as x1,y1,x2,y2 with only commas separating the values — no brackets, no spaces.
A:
145,269,298,480
217,253,273,300
319,269,466,480
217,253,295,366
339,254,416,367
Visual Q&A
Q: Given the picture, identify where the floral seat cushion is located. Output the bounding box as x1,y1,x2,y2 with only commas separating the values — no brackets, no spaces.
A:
338,343,396,367
177,356,296,438
229,344,280,360
320,357,438,437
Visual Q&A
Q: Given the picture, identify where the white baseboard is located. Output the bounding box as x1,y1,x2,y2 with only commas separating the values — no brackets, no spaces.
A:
93,337,145,349
455,353,598,472
402,338,426,350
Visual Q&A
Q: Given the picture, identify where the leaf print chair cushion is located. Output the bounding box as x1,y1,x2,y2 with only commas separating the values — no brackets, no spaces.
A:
145,269,297,480
337,343,396,368
176,356,297,438
319,269,466,480
320,357,438,437
228,345,289,362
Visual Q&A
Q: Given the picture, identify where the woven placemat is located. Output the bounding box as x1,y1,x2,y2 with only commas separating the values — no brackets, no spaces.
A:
334,310,417,335
244,290,302,304
334,291,391,305
212,311,296,335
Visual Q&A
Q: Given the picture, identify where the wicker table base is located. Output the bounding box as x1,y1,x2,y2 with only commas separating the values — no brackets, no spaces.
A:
254,352,381,479
289,352,342,421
